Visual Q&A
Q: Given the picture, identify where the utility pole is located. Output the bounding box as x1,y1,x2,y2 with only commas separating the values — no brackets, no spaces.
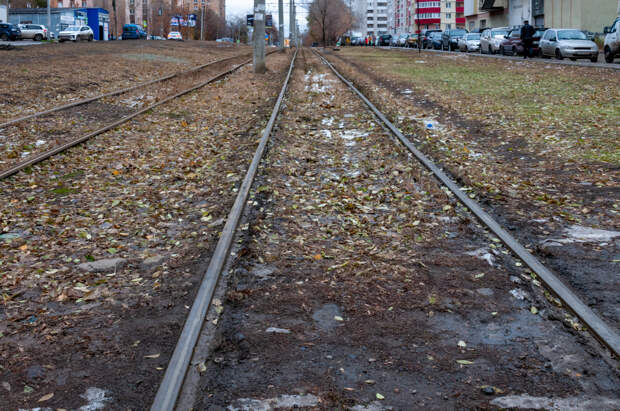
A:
200,4,204,41
253,0,266,73
289,0,294,47
47,0,51,39
278,0,284,51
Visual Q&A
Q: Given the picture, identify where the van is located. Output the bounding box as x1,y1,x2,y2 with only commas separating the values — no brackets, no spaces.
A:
122,24,146,40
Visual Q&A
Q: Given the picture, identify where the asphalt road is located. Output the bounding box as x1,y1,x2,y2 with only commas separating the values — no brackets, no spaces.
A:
375,45,620,69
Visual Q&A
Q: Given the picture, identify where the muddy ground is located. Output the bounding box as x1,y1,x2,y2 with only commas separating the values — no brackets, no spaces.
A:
0,50,292,410
193,50,620,410
319,48,620,332
1,40,249,122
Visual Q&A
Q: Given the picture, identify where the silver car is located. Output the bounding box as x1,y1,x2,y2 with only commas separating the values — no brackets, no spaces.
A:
58,25,94,42
540,29,598,62
458,33,481,52
397,33,409,47
480,27,509,54
18,24,48,41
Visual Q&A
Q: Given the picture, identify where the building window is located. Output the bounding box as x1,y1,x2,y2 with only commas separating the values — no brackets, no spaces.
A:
130,8,135,23
446,23,451,29
445,13,451,18
58,0,63,6
480,19,486,28
446,2,451,8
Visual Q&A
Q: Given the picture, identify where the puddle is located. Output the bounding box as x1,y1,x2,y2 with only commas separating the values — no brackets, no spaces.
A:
312,303,343,332
490,394,620,410
228,394,320,410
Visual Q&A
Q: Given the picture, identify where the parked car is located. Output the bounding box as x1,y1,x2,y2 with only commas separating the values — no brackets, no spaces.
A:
58,25,93,42
351,36,363,46
539,28,599,62
167,31,183,41
149,35,165,40
422,29,441,49
480,27,510,54
396,33,408,47
216,37,234,42
389,35,399,46
441,29,467,51
407,33,420,48
378,34,392,46
458,32,481,52
430,31,443,49
0,23,21,41
18,24,48,41
499,28,545,56
122,24,147,39
603,16,620,63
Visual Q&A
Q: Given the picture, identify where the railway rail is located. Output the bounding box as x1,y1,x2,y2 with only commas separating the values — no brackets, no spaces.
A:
0,52,275,180
149,49,298,410
313,49,620,357
148,47,617,410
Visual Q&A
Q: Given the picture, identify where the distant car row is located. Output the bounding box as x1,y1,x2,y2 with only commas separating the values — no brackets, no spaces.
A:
384,23,620,63
0,23,48,41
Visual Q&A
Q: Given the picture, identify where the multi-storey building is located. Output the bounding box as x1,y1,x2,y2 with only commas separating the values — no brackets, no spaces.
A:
366,0,390,36
414,0,464,31
389,0,412,35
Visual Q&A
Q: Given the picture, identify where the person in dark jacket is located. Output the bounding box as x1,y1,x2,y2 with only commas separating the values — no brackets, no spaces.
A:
520,20,536,59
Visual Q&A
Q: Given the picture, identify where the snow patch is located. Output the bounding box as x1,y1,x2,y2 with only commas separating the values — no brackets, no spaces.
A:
543,225,620,245
466,248,495,266
491,394,620,410
228,394,320,410
509,288,529,301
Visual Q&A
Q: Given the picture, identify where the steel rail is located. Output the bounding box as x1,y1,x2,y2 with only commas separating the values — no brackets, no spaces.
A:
314,49,620,358
0,53,250,129
0,53,276,181
150,50,298,411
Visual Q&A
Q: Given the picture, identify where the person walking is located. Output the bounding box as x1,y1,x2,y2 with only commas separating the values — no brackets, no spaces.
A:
520,20,535,59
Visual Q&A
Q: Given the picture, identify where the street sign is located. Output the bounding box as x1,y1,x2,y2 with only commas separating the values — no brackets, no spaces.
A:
246,14,254,26
265,14,273,28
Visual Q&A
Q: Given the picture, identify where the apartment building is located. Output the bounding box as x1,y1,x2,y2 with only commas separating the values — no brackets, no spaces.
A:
389,0,412,34
413,0,463,32
366,0,390,36
464,0,616,33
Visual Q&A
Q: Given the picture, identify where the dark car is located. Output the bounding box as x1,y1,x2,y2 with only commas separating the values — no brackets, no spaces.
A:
0,23,21,41
441,29,468,51
499,27,546,56
430,31,443,49
122,24,147,40
378,34,392,46
422,29,441,49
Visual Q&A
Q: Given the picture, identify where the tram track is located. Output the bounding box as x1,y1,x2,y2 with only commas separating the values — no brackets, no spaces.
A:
311,49,620,357
0,51,278,180
147,46,618,411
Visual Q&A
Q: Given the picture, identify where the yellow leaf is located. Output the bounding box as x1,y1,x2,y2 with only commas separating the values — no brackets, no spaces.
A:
112,170,120,176
313,254,322,260
38,393,54,402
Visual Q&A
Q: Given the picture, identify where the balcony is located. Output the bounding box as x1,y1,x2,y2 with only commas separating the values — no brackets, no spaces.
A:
456,7,464,13
480,0,506,10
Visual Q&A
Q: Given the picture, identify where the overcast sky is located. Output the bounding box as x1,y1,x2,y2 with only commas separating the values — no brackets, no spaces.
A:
226,0,307,31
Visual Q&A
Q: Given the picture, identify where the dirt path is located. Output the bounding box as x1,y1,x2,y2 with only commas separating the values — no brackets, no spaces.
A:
320,48,620,332
0,50,291,410
193,50,620,410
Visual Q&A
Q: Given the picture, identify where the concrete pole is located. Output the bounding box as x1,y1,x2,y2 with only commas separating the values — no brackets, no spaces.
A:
289,0,294,47
200,5,204,41
253,0,266,73
47,0,51,39
278,0,284,51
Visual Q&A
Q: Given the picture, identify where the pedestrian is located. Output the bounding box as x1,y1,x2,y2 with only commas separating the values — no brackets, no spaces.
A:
520,20,535,59
365,36,368,46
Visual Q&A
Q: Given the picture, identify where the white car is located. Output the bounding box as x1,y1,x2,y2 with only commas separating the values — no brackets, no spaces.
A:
458,33,481,52
603,16,620,63
18,24,48,41
58,25,93,42
539,28,598,62
167,31,182,41
480,27,509,54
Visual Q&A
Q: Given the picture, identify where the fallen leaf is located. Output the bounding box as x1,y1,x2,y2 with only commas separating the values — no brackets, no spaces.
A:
144,353,160,359
376,393,385,400
38,393,54,402
456,359,474,365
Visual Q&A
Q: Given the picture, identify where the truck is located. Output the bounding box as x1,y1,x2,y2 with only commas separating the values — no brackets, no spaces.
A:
603,16,620,63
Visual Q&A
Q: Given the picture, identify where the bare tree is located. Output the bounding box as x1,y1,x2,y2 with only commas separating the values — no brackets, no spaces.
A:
307,0,352,47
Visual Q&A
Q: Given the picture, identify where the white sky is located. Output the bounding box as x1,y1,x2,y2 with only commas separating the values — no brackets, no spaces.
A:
226,0,307,32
